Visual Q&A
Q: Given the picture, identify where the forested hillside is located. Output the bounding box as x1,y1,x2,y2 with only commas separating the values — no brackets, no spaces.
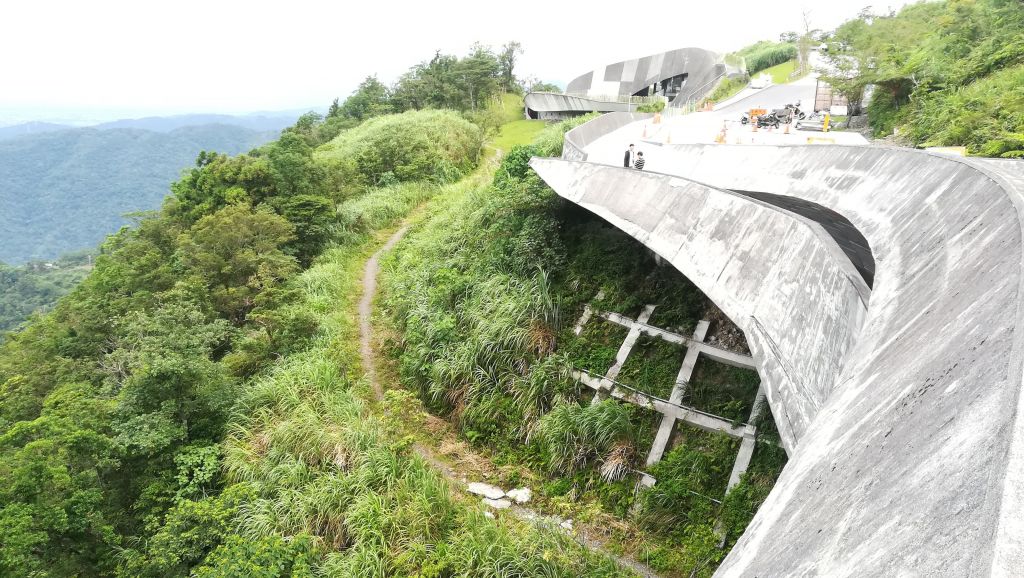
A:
0,42,643,576
0,124,276,264
0,253,92,333
821,0,1024,156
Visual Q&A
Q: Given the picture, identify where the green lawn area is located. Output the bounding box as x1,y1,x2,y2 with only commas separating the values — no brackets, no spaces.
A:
492,118,546,151
762,59,802,84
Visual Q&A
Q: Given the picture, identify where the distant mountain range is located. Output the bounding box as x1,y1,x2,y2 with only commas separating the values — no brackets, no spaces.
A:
0,123,280,264
0,121,72,140
0,112,302,140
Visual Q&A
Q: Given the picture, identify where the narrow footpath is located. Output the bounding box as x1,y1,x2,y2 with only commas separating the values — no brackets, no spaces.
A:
359,224,409,401
357,214,662,578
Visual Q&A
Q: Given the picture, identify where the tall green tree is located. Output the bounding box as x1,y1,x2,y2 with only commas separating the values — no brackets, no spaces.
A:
340,75,392,120
175,204,297,323
459,43,501,110
498,41,523,93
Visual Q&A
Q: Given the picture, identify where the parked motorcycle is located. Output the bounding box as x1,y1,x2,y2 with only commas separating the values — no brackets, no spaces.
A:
740,103,804,125
756,112,781,129
739,111,781,128
784,101,807,121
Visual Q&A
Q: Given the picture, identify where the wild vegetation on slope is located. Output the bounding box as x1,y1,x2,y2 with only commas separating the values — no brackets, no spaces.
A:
0,56,633,572
736,40,798,76
382,118,787,576
316,110,483,190
821,0,1024,156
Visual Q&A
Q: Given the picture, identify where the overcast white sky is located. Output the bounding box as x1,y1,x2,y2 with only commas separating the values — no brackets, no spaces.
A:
2,0,919,121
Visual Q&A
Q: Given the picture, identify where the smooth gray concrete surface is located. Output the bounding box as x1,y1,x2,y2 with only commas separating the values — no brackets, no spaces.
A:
562,112,652,161
731,189,875,287
530,113,1024,575
523,92,635,119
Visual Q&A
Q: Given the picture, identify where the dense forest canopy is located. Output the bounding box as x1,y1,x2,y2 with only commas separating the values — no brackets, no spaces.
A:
0,124,277,264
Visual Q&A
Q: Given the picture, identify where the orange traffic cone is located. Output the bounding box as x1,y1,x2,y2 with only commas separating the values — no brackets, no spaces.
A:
666,131,672,144
643,124,648,138
784,123,790,135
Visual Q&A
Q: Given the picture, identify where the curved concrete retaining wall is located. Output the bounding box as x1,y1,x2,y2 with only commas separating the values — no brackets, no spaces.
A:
530,159,869,453
562,112,651,161
530,116,1024,575
523,92,635,120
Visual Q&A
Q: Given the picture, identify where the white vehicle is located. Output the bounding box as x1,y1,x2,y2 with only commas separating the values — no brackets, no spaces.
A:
749,73,772,89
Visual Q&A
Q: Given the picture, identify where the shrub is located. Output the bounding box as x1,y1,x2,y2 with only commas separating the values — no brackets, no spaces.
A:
636,100,666,113
739,42,797,75
316,110,483,188
536,399,636,474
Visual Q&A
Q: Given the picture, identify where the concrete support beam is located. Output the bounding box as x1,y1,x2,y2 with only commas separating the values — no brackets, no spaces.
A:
646,320,710,465
573,370,746,438
592,305,655,405
573,290,604,336
599,311,757,370
727,388,767,490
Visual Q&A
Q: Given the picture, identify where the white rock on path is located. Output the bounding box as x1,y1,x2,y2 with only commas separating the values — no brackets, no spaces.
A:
506,487,532,504
559,519,573,531
482,498,512,509
467,482,505,500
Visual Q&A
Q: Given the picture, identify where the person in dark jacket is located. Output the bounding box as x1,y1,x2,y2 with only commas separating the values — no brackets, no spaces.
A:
624,144,635,167
634,151,646,170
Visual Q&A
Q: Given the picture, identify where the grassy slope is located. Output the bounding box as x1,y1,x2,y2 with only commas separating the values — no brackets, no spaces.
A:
371,121,683,574
378,118,788,577
762,59,799,84
230,122,632,575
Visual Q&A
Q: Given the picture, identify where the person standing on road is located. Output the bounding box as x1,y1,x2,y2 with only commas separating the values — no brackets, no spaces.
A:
624,144,635,168
634,151,646,170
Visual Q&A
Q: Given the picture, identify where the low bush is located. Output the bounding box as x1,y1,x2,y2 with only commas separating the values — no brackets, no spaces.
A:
739,42,797,75
317,110,484,189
